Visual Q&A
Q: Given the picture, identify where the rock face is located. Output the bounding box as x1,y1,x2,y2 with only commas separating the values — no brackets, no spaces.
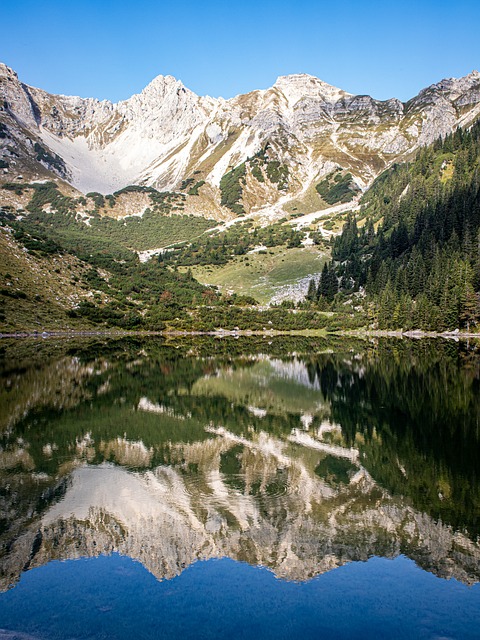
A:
1,62,480,210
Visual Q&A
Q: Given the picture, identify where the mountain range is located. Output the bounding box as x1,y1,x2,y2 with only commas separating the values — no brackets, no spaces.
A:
2,65,480,333
1,63,480,218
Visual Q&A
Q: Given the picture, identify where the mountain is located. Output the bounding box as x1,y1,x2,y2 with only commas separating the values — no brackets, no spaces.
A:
2,63,480,217
2,65,480,333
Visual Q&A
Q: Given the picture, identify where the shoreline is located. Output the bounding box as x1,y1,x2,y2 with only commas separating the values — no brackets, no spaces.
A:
1,328,479,340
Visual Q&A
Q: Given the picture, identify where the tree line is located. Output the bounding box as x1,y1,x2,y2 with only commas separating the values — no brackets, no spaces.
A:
327,121,480,331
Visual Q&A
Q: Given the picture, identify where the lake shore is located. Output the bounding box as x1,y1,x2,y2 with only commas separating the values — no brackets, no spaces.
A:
1,327,479,339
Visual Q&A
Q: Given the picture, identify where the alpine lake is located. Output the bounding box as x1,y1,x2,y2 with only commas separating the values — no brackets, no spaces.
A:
1,334,480,639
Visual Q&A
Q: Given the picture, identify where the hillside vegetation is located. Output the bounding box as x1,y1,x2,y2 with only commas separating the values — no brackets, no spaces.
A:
327,121,480,331
0,183,220,330
3,117,480,335
0,180,343,332
219,146,290,215
315,169,359,205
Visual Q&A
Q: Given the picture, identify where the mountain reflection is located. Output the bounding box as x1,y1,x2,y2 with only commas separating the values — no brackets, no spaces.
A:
1,336,479,590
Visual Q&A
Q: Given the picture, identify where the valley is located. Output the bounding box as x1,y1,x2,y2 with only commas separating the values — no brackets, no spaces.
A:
1,64,480,333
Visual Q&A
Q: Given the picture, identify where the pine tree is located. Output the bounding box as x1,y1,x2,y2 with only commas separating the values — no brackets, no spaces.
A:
318,263,329,300
326,266,339,302
306,278,317,302
460,291,480,331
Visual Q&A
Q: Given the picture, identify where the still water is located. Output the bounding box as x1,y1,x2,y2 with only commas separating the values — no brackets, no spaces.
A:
0,335,479,638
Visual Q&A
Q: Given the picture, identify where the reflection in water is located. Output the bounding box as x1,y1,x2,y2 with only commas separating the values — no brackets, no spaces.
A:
1,335,480,599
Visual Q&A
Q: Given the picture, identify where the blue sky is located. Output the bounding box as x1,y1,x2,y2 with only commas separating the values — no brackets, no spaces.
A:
2,0,480,102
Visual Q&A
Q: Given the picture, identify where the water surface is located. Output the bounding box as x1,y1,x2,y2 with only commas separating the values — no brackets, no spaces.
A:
1,335,479,637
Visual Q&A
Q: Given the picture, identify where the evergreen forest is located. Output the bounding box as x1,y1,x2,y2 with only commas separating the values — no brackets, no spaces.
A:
326,121,480,331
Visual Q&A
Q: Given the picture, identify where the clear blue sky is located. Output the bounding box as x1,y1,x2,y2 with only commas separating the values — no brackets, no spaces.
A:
2,0,479,102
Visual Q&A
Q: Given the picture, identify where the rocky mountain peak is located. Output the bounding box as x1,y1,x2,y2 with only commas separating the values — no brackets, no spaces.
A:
0,63,17,81
417,70,480,103
116,71,211,131
133,73,193,101
273,73,351,107
1,64,480,204
466,69,480,81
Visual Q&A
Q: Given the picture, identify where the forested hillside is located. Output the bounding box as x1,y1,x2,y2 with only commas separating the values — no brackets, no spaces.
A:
330,121,480,331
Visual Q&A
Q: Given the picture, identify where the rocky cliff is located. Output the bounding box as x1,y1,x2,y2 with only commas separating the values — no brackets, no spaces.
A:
1,63,480,216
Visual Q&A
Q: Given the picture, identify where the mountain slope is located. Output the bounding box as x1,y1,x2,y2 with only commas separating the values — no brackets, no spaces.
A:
2,63,480,217
329,120,480,330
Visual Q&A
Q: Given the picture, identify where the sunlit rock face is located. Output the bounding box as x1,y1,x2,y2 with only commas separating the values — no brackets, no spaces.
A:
1,337,480,591
1,62,480,209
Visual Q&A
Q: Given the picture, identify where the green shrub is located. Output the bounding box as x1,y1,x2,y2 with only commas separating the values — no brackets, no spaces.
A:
188,180,205,196
86,192,105,210
33,143,66,174
220,163,246,215
316,171,357,204
266,160,289,189
180,178,194,191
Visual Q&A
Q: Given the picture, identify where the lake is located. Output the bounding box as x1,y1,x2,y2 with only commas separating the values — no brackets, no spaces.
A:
0,335,479,639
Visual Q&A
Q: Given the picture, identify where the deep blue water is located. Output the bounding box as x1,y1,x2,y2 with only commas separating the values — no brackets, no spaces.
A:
0,554,479,640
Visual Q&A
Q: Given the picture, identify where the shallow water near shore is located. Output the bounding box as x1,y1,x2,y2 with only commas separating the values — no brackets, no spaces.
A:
1,335,479,638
